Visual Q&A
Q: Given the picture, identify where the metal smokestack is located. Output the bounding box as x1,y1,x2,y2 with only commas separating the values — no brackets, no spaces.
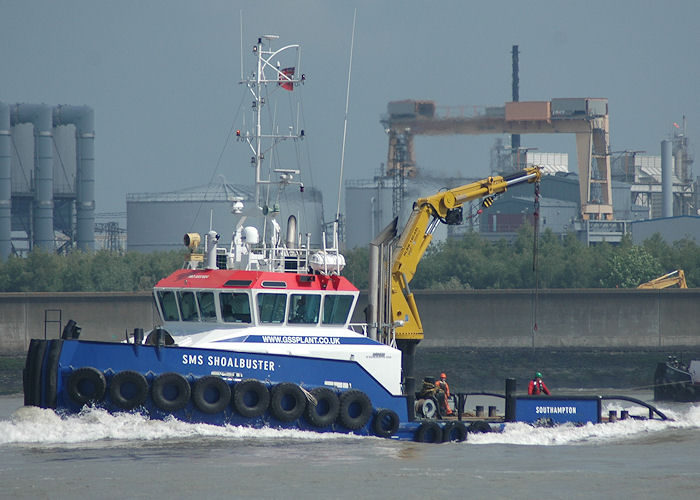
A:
53,105,95,251
661,140,673,218
12,104,54,251
511,45,521,154
0,102,10,260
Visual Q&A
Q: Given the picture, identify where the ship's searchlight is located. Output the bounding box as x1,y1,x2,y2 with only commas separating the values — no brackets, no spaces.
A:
184,233,201,250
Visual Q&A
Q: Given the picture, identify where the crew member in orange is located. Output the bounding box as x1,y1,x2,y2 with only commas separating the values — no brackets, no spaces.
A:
528,372,551,395
435,372,453,415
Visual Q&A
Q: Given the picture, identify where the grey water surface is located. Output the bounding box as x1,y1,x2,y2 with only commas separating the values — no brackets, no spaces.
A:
1,394,698,500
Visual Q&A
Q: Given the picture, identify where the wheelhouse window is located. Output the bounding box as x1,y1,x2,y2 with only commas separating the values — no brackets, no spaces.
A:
220,292,252,323
177,291,199,322
157,290,180,321
257,293,287,324
288,294,321,325
197,291,217,322
322,295,354,325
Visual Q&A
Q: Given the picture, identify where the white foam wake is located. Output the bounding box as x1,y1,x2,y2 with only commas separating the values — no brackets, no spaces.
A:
3,403,698,447
0,405,362,447
467,403,700,445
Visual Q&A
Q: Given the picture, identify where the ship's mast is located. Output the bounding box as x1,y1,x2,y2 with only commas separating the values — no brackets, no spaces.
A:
241,35,304,210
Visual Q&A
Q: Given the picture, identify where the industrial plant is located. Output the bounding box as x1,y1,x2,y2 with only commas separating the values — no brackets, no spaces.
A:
344,98,695,249
343,46,696,249
0,102,95,259
0,45,695,256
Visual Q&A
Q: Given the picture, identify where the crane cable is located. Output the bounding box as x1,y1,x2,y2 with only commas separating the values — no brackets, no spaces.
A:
532,180,541,347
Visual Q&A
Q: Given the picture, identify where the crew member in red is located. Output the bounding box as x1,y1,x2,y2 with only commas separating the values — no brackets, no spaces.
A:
528,372,551,395
435,373,453,415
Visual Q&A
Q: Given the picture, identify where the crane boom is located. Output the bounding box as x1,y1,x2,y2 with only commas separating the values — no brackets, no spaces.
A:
390,167,541,340
637,269,688,289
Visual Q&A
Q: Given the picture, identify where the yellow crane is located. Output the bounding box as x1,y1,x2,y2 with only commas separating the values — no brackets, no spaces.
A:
390,166,542,340
637,270,688,289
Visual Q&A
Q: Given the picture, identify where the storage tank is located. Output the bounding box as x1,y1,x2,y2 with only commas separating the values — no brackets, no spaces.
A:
127,182,324,252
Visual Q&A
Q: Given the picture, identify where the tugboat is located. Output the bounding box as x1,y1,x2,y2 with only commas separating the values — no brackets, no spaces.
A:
654,356,700,402
23,35,667,441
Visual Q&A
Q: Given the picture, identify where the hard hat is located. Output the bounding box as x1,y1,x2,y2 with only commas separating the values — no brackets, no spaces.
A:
535,372,543,379
440,373,446,379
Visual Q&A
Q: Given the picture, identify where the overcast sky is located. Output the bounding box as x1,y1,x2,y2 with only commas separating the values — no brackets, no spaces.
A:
2,0,698,222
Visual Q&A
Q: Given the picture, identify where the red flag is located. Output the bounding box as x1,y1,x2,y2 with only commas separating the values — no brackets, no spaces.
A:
673,122,680,128
279,67,294,91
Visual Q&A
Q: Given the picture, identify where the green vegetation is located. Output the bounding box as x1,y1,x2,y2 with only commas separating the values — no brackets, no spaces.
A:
343,226,700,290
0,249,185,292
0,228,697,292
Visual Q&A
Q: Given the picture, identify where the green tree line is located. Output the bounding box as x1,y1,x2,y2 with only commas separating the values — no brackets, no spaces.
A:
1,227,698,292
0,249,184,292
343,225,700,290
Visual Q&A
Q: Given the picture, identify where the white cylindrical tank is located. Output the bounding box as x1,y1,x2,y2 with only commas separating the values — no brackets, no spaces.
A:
309,251,346,274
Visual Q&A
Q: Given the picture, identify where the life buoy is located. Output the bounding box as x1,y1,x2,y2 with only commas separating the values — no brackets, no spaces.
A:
109,370,148,410
305,387,340,427
467,420,493,434
233,379,270,418
414,421,442,443
338,389,373,430
67,367,106,406
372,408,400,438
442,421,468,442
192,375,231,414
270,382,306,422
151,372,191,412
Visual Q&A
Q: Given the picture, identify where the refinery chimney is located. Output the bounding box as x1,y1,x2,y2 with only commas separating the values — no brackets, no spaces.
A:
0,103,96,258
661,139,673,218
11,104,55,250
54,105,95,251
0,102,10,260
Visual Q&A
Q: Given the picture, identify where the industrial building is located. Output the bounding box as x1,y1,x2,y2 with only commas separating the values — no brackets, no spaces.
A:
631,216,700,245
0,102,95,259
343,98,696,249
127,181,324,252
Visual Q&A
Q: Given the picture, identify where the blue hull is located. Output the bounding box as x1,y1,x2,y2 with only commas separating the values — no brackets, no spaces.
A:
23,338,433,442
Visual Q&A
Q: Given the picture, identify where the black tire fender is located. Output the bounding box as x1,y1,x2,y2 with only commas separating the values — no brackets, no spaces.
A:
338,389,373,430
192,375,231,414
67,366,107,406
109,370,148,410
233,379,270,418
372,408,400,438
414,421,443,443
467,420,493,433
270,382,307,422
151,372,191,412
305,387,340,427
442,421,468,442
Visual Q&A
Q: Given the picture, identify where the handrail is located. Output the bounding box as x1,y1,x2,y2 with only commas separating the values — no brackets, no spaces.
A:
348,323,368,336
600,395,669,421
449,391,669,422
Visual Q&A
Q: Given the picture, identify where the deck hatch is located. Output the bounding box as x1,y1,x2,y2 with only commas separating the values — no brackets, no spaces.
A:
261,281,287,288
224,279,253,288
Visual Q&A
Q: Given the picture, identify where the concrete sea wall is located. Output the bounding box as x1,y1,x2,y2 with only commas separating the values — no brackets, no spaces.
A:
0,292,158,354
1,289,699,354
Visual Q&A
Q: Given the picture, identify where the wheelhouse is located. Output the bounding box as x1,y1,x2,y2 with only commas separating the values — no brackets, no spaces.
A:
153,270,359,328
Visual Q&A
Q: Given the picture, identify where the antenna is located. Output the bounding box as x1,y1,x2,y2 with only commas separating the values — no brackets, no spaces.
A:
239,11,244,81
336,9,357,222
